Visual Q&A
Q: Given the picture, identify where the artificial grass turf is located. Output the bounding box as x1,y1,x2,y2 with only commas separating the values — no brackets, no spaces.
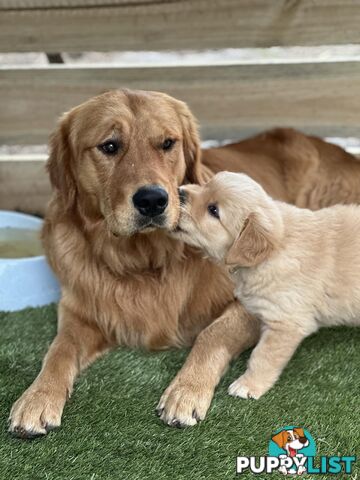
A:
0,306,359,480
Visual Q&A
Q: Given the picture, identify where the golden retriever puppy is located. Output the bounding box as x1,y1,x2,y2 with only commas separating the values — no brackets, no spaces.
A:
175,172,360,399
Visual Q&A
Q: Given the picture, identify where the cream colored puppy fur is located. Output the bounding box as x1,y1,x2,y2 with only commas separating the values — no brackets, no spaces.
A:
175,172,360,399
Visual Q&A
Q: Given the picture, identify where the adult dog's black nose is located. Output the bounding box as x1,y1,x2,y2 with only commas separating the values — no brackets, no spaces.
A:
133,185,168,217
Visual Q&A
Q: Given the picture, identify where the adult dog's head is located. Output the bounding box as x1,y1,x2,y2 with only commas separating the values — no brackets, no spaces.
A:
47,89,203,236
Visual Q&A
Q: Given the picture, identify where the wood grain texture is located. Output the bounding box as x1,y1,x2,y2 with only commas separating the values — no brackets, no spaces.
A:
0,157,50,215
1,61,360,145
1,0,360,52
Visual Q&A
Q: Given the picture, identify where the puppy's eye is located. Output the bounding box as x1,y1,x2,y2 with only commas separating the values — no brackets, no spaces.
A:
207,203,220,219
161,138,176,151
97,139,120,156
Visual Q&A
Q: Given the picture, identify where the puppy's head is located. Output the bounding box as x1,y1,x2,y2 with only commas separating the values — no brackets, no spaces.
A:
174,172,282,267
47,89,203,236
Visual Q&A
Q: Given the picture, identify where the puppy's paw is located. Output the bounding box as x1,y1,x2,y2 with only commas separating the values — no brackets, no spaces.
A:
278,465,288,475
156,378,214,428
297,465,306,475
9,386,65,439
228,374,268,400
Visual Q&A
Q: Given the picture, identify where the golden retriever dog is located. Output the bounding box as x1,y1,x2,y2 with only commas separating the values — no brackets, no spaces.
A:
8,89,360,437
175,172,360,400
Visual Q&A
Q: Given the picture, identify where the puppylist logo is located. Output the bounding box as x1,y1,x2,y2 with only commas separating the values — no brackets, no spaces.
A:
236,426,356,476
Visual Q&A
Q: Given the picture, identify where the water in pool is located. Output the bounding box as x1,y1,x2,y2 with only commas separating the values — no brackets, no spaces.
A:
0,227,43,259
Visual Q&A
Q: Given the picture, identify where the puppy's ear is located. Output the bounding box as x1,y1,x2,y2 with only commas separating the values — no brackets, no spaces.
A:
294,427,305,438
272,430,288,449
225,214,274,267
175,100,204,185
47,114,76,210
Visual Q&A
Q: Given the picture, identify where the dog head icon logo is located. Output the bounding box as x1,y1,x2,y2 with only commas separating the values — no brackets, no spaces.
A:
269,426,316,475
272,427,309,457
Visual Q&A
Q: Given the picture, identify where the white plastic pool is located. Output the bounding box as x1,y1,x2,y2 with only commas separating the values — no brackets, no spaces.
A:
0,211,60,312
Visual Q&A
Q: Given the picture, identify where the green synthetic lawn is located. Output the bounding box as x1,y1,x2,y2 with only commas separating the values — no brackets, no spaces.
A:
0,306,359,480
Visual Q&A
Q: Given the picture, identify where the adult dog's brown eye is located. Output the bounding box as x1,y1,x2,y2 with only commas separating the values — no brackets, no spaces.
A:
162,138,176,151
97,139,120,156
208,203,220,219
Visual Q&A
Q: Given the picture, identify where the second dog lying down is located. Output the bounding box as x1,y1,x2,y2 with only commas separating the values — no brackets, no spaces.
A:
174,172,360,399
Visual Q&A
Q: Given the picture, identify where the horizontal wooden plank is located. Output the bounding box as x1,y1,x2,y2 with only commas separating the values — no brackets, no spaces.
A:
0,1,155,7
1,0,360,53
1,61,360,145
0,157,50,215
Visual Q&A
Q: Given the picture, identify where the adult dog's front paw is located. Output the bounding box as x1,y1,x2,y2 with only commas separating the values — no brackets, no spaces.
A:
9,386,66,439
228,373,269,400
156,377,214,428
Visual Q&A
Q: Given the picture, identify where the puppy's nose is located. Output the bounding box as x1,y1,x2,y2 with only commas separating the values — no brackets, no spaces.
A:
299,437,308,445
133,185,168,217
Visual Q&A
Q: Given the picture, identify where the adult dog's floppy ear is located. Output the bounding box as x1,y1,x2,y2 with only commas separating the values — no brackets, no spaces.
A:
175,100,204,185
271,430,288,450
47,114,76,211
225,214,274,267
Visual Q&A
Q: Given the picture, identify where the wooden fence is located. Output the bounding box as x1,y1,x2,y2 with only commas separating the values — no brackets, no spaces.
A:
1,0,360,213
